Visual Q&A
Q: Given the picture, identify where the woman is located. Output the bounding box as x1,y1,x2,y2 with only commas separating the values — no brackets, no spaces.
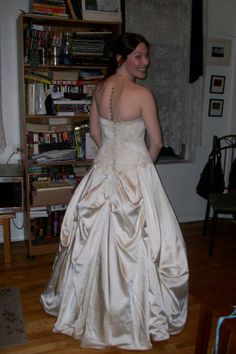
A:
41,33,189,350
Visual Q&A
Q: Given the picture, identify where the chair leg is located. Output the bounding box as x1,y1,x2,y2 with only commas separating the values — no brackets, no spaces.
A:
208,211,217,256
203,201,211,236
194,305,213,354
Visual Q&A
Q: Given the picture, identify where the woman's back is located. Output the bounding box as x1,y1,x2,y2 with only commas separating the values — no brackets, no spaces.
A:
95,75,144,122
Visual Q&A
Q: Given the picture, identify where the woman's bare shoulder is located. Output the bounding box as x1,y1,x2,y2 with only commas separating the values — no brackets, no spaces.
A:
130,83,154,103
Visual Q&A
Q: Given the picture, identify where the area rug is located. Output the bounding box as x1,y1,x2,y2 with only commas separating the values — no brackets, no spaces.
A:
0,287,27,348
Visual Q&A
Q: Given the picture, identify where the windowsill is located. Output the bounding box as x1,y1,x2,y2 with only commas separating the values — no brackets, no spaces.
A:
157,156,192,164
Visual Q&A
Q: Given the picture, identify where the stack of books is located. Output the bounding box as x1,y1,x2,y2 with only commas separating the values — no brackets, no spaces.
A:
71,32,113,65
30,0,69,18
53,98,92,116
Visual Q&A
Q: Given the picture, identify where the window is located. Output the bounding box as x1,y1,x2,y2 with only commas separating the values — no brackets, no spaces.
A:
125,0,205,158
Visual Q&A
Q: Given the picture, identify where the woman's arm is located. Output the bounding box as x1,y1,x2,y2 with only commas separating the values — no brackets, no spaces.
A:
141,87,163,162
89,92,102,148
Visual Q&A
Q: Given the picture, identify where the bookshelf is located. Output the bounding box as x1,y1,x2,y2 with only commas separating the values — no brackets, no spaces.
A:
17,12,122,257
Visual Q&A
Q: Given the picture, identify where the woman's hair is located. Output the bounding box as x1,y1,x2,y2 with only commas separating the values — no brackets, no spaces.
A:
106,32,149,77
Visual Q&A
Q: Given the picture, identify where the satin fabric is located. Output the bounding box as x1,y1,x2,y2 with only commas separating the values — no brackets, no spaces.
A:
40,117,189,350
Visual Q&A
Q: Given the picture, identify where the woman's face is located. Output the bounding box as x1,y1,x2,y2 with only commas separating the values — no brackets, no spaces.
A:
122,42,150,80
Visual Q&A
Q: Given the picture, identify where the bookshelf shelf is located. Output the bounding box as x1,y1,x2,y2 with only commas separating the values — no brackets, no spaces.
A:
29,159,93,167
18,12,122,257
25,64,109,70
22,12,122,25
26,114,89,124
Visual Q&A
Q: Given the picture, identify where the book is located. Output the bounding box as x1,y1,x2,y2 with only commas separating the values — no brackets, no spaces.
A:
53,99,90,104
70,0,82,19
25,73,51,85
64,92,86,100
56,111,75,116
53,71,78,81
30,0,66,5
27,83,36,115
27,123,50,132
66,0,77,19
31,3,67,11
78,69,104,79
49,117,69,125
81,8,122,23
51,79,101,86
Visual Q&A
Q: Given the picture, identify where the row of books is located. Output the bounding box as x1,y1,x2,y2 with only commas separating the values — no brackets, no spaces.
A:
25,70,104,115
30,210,66,242
28,164,87,185
51,83,97,97
24,26,64,65
26,82,94,116
24,23,112,66
25,68,104,83
27,125,98,160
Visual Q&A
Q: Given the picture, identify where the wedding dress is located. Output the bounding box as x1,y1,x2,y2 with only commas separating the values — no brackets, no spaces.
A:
41,116,189,350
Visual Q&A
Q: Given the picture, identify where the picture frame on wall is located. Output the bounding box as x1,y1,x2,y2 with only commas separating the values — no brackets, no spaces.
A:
208,99,224,117
210,75,225,94
81,0,122,22
207,38,232,66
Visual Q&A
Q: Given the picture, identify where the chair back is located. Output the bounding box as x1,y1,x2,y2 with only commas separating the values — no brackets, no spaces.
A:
213,135,236,192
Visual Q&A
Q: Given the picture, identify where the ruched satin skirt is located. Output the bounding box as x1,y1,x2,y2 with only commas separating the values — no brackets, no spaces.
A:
40,162,189,350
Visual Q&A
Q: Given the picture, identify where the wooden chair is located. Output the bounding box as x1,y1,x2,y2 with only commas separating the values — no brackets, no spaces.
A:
203,135,236,255
194,282,236,354
0,212,16,265
195,305,236,354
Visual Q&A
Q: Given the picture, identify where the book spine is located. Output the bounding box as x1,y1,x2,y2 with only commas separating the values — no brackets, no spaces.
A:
66,0,77,19
27,83,36,115
31,6,67,15
51,79,101,86
53,99,89,104
74,128,83,158
32,3,66,10
25,74,51,85
32,0,66,4
70,0,82,19
32,0,66,5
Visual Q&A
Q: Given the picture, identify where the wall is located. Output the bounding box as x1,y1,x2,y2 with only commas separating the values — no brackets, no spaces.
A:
0,1,28,242
0,0,235,242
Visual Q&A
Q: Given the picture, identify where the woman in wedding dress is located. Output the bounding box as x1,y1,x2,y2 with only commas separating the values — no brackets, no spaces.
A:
41,32,189,351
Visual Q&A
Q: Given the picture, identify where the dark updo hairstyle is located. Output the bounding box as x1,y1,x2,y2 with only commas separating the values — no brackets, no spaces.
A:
106,32,149,77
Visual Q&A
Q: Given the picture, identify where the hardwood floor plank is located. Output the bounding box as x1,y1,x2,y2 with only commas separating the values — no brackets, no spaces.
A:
0,220,236,353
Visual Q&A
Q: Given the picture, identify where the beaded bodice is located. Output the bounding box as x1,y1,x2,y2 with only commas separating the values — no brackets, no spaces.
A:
95,117,152,173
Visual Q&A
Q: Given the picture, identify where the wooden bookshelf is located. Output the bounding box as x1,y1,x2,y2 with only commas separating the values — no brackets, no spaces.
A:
18,12,122,257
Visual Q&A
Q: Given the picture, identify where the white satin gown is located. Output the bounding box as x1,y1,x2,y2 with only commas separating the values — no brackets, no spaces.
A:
40,116,189,350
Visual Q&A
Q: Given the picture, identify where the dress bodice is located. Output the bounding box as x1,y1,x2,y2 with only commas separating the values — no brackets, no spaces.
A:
95,117,152,172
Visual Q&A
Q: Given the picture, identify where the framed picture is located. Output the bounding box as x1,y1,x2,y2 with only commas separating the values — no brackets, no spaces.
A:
81,0,122,22
208,99,224,117
207,38,231,66
210,75,225,94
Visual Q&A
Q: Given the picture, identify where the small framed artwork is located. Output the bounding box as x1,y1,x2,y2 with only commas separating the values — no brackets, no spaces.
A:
208,99,224,117
81,0,122,22
210,75,225,94
207,38,232,66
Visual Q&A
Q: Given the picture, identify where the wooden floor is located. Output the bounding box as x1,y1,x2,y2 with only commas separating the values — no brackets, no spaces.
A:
0,220,236,354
